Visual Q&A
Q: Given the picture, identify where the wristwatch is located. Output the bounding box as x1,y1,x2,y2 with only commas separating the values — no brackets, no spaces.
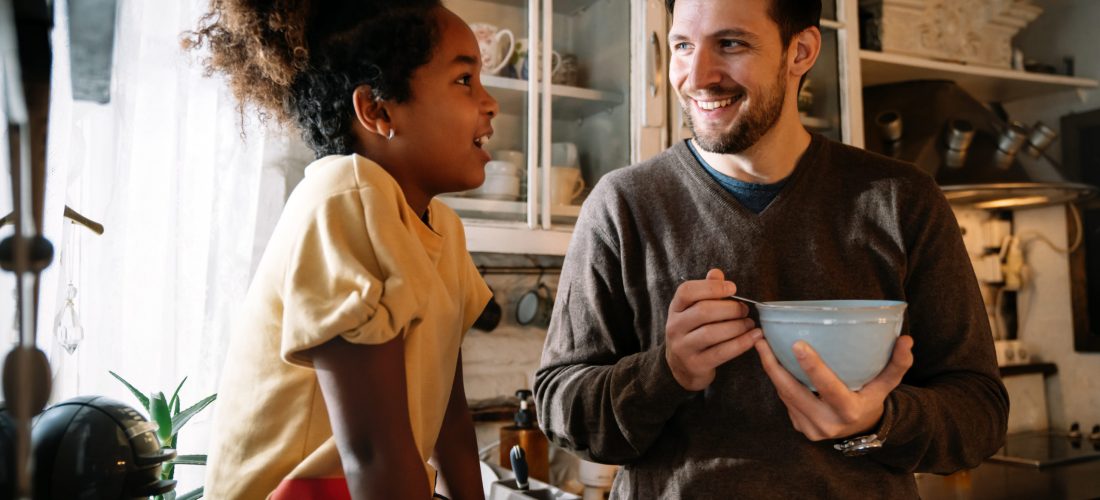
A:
833,433,883,456
834,397,894,457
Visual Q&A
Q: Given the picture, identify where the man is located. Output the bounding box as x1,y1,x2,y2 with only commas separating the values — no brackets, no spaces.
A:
533,0,1009,497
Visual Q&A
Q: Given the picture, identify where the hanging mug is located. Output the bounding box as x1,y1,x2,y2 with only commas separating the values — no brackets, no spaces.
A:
469,23,515,75
516,283,553,327
473,286,503,332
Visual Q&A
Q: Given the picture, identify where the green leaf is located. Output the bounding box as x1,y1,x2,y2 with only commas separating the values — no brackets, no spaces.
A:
170,394,216,438
169,376,187,416
109,371,150,411
170,454,207,466
163,461,176,483
177,487,204,500
150,392,173,444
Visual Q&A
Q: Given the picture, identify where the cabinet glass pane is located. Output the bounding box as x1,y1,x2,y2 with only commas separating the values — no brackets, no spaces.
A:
445,0,533,224
821,0,836,21
549,0,632,224
802,26,842,142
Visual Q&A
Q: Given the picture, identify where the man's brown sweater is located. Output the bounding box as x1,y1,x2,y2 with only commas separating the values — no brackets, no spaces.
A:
534,135,1009,498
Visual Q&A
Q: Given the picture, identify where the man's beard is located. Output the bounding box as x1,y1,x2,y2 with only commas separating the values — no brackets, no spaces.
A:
684,64,787,155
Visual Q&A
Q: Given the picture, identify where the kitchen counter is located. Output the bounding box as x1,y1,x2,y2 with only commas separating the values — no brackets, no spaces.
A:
916,460,1100,500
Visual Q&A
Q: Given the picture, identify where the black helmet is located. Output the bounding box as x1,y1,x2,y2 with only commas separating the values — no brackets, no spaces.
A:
1,395,176,499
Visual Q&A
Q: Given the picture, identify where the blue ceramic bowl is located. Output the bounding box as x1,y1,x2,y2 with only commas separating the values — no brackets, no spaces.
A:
758,300,907,391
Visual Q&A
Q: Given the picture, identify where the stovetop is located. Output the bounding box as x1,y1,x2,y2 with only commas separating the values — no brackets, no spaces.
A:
988,426,1100,468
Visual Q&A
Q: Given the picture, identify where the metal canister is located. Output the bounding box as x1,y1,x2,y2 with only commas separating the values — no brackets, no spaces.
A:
876,110,903,143
997,122,1030,156
1026,121,1058,157
946,119,975,151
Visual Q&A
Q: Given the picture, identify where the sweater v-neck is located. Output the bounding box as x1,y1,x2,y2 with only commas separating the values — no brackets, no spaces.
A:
671,134,823,223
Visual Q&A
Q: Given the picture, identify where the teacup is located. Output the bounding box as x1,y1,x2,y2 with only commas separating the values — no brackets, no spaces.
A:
550,166,585,206
469,23,515,75
551,142,578,167
516,38,563,81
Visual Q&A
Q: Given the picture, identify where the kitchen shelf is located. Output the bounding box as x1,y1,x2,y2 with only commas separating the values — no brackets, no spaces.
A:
860,50,1099,103
474,0,602,15
441,195,525,216
464,223,574,255
440,195,582,218
1000,362,1058,378
483,75,624,120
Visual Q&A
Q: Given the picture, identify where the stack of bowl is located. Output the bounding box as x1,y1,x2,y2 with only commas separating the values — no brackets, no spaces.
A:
467,160,521,201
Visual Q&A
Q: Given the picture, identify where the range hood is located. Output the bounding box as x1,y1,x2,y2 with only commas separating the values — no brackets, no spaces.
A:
862,81,1097,210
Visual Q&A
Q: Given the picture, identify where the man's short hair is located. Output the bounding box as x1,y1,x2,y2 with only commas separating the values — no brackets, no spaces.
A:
665,0,822,47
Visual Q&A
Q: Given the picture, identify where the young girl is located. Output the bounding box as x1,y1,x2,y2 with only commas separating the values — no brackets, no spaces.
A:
186,2,499,498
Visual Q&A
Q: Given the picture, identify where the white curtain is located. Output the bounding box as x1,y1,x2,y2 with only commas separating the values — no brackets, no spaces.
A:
0,0,312,492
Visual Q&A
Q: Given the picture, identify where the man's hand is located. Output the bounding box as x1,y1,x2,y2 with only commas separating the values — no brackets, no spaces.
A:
665,268,762,391
754,335,914,441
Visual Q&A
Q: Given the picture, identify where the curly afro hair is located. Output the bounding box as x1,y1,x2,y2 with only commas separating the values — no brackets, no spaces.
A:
185,0,442,157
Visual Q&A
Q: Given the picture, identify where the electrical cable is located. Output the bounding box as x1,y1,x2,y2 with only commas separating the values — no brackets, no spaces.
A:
1017,203,1085,254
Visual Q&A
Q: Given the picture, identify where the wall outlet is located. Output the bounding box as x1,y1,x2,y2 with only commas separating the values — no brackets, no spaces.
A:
994,339,1032,366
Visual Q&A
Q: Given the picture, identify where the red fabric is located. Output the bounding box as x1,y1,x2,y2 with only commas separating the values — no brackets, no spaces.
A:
270,478,351,500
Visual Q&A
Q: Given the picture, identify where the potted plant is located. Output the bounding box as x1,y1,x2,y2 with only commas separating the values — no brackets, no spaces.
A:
110,371,217,500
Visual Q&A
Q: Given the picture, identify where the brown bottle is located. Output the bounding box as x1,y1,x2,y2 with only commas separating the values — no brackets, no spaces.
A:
499,389,550,483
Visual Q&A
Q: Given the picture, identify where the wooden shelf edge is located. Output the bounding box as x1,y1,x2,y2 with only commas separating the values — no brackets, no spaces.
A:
483,75,623,105
999,362,1058,378
860,50,1099,89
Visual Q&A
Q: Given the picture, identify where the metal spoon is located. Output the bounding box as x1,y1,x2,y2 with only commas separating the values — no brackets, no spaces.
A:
729,295,765,307
679,276,765,307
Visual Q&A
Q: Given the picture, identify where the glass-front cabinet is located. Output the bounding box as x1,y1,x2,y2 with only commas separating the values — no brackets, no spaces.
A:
442,0,668,254
443,0,858,255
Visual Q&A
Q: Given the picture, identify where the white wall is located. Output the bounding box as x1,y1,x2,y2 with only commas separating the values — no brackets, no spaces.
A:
1012,206,1100,432
1002,0,1100,432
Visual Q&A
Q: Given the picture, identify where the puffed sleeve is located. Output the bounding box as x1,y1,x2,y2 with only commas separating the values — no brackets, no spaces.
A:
278,188,422,367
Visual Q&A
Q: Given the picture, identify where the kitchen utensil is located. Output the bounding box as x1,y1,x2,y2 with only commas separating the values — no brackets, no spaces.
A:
494,149,526,170
758,300,907,391
469,23,515,75
550,166,585,206
516,282,553,327
1025,121,1057,157
468,161,521,201
473,289,503,332
510,445,528,491
499,390,549,482
875,110,903,142
516,40,562,82
997,121,1030,155
728,294,765,307
946,119,975,151
552,53,580,86
480,461,499,498
551,142,578,167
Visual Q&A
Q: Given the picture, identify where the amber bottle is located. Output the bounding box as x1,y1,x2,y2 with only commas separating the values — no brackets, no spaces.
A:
499,389,549,482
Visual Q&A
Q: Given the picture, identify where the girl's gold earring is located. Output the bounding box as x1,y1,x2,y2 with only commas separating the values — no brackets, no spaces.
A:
388,128,395,140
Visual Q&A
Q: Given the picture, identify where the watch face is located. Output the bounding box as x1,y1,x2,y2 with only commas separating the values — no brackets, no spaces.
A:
834,434,883,456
